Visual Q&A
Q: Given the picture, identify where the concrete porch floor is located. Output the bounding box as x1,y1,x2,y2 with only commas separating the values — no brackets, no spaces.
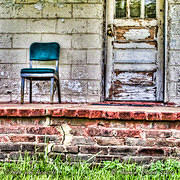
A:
0,103,180,121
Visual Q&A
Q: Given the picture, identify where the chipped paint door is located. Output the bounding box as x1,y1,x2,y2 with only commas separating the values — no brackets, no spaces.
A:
105,0,164,101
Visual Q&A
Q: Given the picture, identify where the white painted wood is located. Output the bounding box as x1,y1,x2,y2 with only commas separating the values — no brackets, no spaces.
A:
114,49,156,63
114,42,156,49
141,0,145,18
105,0,115,99
105,0,164,101
114,64,157,71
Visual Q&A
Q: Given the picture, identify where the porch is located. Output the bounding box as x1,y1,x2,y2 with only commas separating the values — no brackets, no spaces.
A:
0,103,180,163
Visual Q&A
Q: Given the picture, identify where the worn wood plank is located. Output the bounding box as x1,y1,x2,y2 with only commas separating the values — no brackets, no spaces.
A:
113,49,156,63
113,71,155,86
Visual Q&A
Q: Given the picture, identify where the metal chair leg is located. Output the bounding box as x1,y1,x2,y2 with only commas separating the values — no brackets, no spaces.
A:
21,77,25,104
57,79,61,103
29,78,32,103
50,77,55,104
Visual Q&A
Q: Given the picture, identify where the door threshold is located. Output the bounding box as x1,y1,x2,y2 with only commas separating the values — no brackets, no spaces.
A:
91,101,167,107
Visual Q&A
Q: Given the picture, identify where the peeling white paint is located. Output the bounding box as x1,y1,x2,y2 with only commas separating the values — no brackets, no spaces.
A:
34,3,43,11
123,29,150,41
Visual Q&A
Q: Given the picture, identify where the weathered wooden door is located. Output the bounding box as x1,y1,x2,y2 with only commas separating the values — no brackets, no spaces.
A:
105,0,164,101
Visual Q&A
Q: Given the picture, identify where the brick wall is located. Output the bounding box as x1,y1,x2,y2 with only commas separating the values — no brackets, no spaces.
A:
167,0,180,104
0,106,180,163
0,0,103,103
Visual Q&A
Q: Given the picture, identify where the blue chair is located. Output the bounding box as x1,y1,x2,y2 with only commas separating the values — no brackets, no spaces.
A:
20,42,61,104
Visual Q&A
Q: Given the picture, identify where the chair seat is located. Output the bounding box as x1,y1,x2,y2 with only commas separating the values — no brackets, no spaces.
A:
21,68,55,74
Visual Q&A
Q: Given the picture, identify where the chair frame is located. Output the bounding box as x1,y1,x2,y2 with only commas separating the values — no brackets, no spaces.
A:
20,42,61,104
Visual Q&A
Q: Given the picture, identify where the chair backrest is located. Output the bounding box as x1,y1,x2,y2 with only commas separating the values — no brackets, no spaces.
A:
30,42,60,61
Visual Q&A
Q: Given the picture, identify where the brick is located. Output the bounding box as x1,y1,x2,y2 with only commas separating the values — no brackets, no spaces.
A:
87,19,103,34
109,146,137,155
48,153,66,161
161,112,177,121
22,144,45,152
95,137,124,146
52,145,65,153
0,6,11,18
26,127,61,135
118,111,132,120
125,138,148,146
63,109,77,117
73,4,103,18
43,3,71,18
88,81,101,96
9,152,22,160
13,34,41,48
57,19,87,34
0,109,6,116
50,109,64,117
116,129,141,138
138,148,165,156
155,139,176,147
27,19,56,33
0,136,9,142
37,136,62,143
0,144,21,151
169,51,180,65
152,122,169,129
41,34,72,48
169,35,180,50
71,137,95,146
133,112,147,120
0,153,7,160
66,146,79,153
0,34,12,48
89,110,104,119
66,154,94,162
76,110,90,118
96,155,122,162
6,109,18,117
0,49,27,63
72,65,101,80
53,145,79,153
79,146,108,155
72,34,102,49
172,131,180,139
122,156,153,164
87,50,102,65
70,126,86,136
104,111,120,119
13,4,41,18
125,121,152,129
61,80,88,95
0,127,25,134
9,136,35,142
18,109,45,117
59,65,71,80
87,127,114,137
145,130,172,138
0,19,27,33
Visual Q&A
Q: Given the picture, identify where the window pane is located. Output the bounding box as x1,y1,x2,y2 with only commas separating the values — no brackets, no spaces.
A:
145,0,156,18
130,0,141,18
116,0,127,18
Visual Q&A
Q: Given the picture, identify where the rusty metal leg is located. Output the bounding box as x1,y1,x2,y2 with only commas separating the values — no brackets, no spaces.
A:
50,77,55,104
21,77,25,104
29,78,32,103
57,79,61,103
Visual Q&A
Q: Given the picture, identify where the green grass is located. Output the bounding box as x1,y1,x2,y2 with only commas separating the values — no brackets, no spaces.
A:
0,153,180,180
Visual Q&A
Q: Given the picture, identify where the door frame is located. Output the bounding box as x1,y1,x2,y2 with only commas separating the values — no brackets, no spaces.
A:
104,0,167,102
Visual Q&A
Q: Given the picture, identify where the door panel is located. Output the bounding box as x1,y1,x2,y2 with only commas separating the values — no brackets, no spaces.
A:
105,0,164,101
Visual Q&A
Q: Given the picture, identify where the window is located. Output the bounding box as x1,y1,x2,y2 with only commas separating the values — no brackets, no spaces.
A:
115,0,156,18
